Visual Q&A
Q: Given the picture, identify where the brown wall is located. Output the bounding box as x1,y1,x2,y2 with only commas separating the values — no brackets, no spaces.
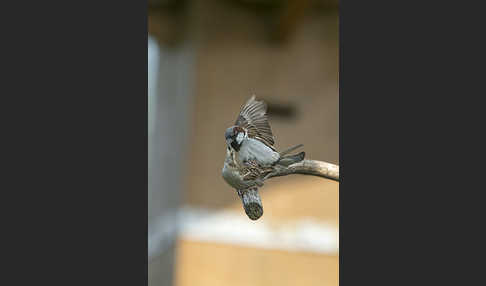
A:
184,2,339,210
175,240,338,286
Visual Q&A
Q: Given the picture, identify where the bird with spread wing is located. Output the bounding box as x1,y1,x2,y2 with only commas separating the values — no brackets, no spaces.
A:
222,95,305,193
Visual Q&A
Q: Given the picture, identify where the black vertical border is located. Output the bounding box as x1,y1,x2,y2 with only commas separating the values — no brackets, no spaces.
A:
340,0,486,285
2,1,148,285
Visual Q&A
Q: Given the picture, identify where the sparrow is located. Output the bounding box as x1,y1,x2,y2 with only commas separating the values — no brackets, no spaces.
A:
224,95,305,168
222,147,273,191
222,95,305,191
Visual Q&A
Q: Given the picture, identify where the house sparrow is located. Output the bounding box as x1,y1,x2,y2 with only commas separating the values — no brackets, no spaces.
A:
224,95,305,168
222,147,273,191
222,95,305,191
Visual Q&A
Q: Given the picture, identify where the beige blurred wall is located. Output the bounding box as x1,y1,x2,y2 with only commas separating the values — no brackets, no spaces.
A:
182,3,338,286
175,240,338,286
184,0,339,209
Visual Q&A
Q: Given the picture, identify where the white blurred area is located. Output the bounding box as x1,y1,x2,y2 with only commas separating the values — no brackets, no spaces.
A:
174,207,338,255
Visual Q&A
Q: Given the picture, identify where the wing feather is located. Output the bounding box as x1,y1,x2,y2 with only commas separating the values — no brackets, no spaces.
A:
241,160,273,181
235,95,275,149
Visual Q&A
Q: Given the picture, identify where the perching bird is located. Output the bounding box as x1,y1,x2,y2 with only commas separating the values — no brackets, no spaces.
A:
222,95,305,191
222,147,272,190
224,95,305,167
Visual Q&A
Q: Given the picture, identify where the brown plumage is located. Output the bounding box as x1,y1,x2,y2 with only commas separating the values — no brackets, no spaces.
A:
234,95,276,151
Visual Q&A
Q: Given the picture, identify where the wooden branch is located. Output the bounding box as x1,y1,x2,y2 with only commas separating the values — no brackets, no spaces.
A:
237,188,263,221
238,159,339,220
265,159,339,182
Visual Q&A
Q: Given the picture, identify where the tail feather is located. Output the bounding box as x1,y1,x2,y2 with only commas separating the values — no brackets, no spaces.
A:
278,144,304,157
277,151,305,167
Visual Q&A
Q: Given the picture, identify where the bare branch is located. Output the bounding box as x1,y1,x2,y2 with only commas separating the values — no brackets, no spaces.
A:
237,188,263,221
265,159,339,182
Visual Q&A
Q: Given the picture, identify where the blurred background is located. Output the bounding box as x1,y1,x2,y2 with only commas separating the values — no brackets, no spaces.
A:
148,0,339,285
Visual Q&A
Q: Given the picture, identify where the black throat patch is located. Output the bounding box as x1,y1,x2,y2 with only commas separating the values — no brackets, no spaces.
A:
231,140,241,152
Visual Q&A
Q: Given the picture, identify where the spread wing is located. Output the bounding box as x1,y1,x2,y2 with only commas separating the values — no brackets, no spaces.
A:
235,95,275,149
